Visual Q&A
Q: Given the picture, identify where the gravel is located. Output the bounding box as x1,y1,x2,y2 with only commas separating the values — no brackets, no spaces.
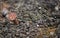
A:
0,0,60,38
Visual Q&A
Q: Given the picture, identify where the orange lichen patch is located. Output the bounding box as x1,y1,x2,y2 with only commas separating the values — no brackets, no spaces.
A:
7,12,17,21
48,28,56,32
2,3,10,8
0,3,10,13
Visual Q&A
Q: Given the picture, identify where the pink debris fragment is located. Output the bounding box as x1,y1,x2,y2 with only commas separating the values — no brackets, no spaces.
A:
7,12,17,21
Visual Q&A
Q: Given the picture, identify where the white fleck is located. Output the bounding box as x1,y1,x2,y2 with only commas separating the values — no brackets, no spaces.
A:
26,32,29,34
55,6,59,11
27,36,29,38
37,24,39,27
2,8,8,15
50,32,54,35
38,7,41,9
26,21,29,25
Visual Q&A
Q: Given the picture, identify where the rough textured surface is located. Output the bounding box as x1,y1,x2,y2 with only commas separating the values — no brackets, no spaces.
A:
0,0,60,38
